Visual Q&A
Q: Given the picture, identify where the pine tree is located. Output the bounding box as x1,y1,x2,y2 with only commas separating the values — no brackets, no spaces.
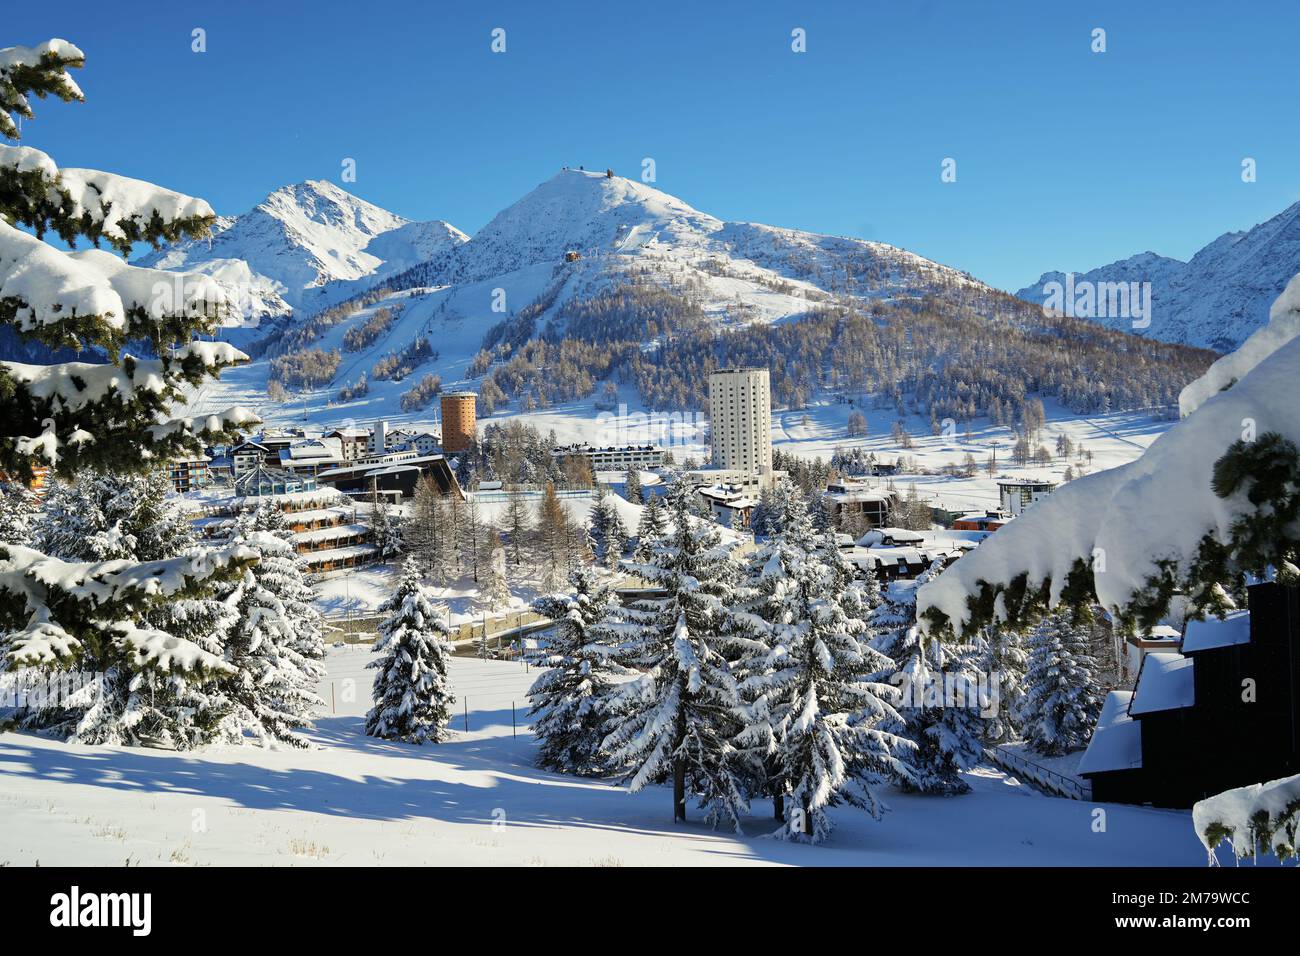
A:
603,478,747,828
366,562,456,743
0,39,253,482
217,507,326,747
980,623,1027,744
21,470,239,746
480,536,511,613
0,485,37,545
623,467,643,504
890,626,986,794
732,483,913,841
872,561,985,794
633,493,667,563
0,38,256,742
1020,614,1104,756
588,486,629,569
527,567,630,774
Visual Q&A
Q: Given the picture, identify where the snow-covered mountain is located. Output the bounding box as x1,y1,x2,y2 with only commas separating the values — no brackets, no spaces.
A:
134,179,467,318
1016,202,1300,352
188,168,1206,431
402,168,991,313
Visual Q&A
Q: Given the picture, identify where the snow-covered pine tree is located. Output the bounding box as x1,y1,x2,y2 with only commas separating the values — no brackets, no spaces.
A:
733,483,913,841
0,38,257,742
1019,613,1105,756
217,507,326,747
980,623,1027,745
20,469,240,746
633,493,667,563
872,560,985,794
366,561,456,744
624,468,643,504
527,566,631,774
602,478,747,828
588,486,629,570
0,40,253,479
0,484,37,545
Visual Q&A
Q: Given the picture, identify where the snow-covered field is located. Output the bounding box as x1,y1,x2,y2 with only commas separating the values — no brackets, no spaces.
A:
0,648,1212,866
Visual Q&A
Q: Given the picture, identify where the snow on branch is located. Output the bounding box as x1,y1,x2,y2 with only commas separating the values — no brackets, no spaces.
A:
919,273,1300,636
111,621,233,676
1,541,258,671
0,220,235,349
1194,773,1300,863
0,39,85,141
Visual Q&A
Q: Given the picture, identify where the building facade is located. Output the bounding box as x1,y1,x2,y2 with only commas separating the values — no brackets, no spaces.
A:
440,392,478,454
997,478,1056,516
708,368,772,480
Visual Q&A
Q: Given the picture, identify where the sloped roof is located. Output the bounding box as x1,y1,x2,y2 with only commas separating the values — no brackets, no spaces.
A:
1129,651,1196,716
1078,691,1143,775
1181,609,1252,654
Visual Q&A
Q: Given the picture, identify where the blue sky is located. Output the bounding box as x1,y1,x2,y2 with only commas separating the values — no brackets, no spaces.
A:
8,0,1298,290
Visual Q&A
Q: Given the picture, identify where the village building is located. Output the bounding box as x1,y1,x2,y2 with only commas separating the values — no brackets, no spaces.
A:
1079,581,1300,807
997,477,1056,516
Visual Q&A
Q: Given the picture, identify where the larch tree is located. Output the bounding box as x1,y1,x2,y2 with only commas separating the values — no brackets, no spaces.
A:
602,478,747,828
366,561,456,743
0,38,258,744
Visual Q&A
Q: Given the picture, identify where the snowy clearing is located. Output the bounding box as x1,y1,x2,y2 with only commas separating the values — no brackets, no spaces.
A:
0,648,1212,866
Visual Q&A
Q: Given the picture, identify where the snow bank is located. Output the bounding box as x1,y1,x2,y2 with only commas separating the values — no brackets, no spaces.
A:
919,272,1300,634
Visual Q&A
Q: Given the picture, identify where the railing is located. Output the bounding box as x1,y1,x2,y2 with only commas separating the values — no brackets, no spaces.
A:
985,746,1093,801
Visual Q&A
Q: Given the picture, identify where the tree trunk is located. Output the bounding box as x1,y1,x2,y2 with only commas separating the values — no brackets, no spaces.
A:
673,710,687,823
773,792,784,822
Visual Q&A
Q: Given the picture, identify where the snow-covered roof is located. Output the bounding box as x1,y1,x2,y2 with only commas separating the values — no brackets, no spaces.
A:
290,523,369,545
1181,610,1251,654
1078,691,1143,775
1129,652,1196,716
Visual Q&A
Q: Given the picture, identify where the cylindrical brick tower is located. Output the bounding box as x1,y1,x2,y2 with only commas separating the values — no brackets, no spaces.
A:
440,392,478,454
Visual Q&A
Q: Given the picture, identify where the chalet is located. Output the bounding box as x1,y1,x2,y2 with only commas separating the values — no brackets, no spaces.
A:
1079,581,1300,807
325,426,370,461
697,485,757,529
824,478,893,533
231,441,271,477
0,464,49,495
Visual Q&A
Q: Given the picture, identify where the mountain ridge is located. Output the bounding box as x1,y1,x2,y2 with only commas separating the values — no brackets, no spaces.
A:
1016,201,1300,352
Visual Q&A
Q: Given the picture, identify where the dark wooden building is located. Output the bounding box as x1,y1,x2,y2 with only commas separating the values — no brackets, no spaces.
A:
1080,582,1300,807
